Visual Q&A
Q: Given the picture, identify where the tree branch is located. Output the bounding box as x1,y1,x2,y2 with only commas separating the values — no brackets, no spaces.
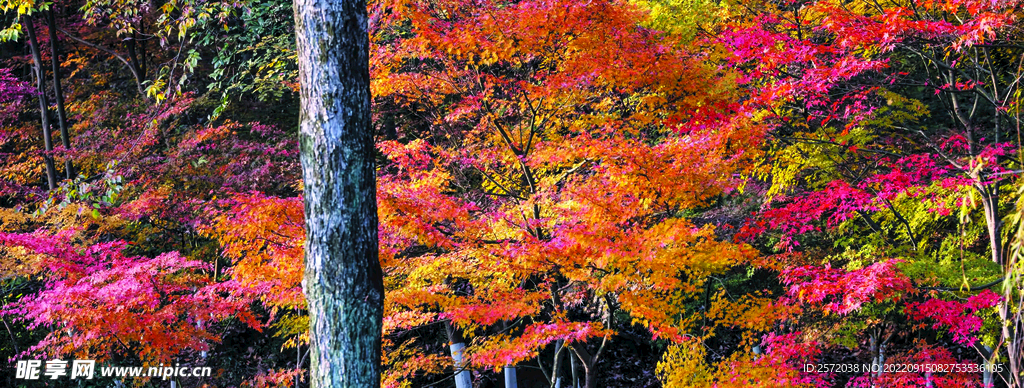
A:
57,28,143,95
920,277,1004,292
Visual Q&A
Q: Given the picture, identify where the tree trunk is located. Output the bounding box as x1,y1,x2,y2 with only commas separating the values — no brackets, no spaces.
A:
445,322,473,388
550,340,565,388
504,365,518,388
980,344,994,388
979,185,1003,266
294,0,383,385
23,14,57,190
46,9,72,179
997,298,1022,388
567,299,611,388
570,353,579,388
125,32,144,82
570,341,603,388
869,332,885,388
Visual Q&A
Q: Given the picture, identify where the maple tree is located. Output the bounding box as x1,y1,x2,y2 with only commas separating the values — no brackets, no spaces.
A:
671,0,1024,387
1,2,301,387
368,0,771,386
0,68,32,125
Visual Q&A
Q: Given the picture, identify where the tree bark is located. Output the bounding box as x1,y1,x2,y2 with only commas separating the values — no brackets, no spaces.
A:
570,352,580,388
445,322,473,388
978,184,1003,266
570,340,606,388
294,0,383,385
980,344,994,388
550,339,565,388
23,14,57,190
125,31,144,83
504,365,518,388
46,9,72,179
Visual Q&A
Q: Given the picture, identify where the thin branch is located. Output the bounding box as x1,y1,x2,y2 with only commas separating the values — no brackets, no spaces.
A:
2,317,19,355
920,277,1004,292
57,28,143,95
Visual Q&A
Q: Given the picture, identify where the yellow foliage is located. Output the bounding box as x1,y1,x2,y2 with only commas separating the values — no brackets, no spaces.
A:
658,339,814,388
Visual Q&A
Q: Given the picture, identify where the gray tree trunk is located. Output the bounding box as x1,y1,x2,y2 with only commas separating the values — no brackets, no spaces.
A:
550,340,565,388
293,0,383,385
570,352,580,388
446,322,473,388
979,186,1003,266
504,365,518,388
981,344,994,388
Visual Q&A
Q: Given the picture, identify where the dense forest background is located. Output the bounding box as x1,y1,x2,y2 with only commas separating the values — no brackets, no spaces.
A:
2,0,1024,387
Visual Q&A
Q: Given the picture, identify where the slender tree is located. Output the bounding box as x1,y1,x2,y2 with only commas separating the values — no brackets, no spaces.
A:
21,13,57,190
293,0,383,386
45,9,72,179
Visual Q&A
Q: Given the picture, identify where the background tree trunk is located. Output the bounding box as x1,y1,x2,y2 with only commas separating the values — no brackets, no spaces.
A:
550,340,565,388
23,14,57,190
504,365,518,388
46,9,72,179
293,0,383,385
445,322,473,388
